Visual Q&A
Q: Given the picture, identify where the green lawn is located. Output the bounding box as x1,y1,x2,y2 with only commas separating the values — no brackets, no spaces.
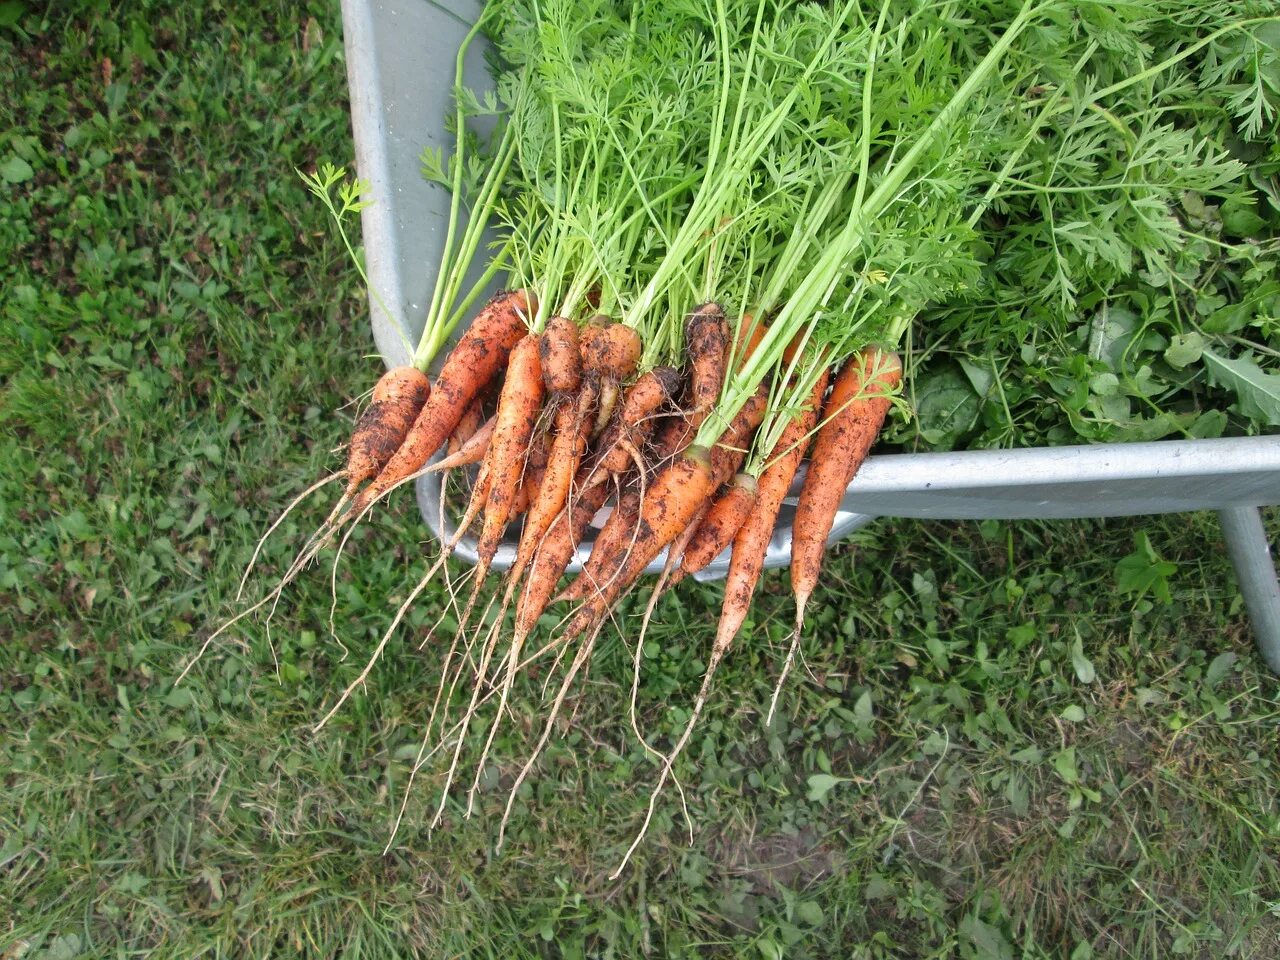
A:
3,3,1279,957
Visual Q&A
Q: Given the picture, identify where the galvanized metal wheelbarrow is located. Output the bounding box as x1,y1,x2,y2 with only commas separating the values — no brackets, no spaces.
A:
340,0,1280,672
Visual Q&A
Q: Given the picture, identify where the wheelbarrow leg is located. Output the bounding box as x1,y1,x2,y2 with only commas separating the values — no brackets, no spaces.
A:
1218,506,1280,674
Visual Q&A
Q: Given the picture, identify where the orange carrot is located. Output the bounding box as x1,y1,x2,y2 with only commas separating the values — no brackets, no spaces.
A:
427,414,495,473
447,396,485,456
515,471,611,640
685,304,727,431
559,446,715,642
354,289,533,512
790,348,901,629
345,367,431,496
708,385,768,488
514,386,594,572
505,317,586,567
539,316,582,395
560,486,644,604
585,323,643,434
716,368,830,653
675,473,758,581
589,366,681,481
473,334,546,573
615,375,831,875
511,427,550,518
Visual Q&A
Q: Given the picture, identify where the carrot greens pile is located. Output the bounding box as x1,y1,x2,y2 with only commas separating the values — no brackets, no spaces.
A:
206,0,1280,868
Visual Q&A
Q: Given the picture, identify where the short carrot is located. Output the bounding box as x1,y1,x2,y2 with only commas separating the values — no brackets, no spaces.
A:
588,366,681,482
345,366,431,496
584,322,643,434
684,303,728,431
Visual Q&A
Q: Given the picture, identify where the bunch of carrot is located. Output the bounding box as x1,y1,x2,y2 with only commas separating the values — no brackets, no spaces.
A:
201,0,1277,868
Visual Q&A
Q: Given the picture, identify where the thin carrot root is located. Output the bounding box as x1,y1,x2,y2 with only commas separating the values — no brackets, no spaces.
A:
496,618,606,850
237,472,344,602
312,465,491,732
430,587,513,829
766,617,806,727
612,639,730,879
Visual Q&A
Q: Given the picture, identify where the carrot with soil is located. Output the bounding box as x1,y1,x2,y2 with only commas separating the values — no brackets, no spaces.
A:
788,347,901,653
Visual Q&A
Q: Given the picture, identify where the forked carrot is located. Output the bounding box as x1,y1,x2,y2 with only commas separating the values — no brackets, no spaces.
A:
584,322,643,434
588,366,681,481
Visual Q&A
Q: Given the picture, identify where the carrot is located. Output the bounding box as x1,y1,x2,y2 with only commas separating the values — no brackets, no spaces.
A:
514,391,592,574
539,316,582,395
426,414,495,473
472,333,546,574
684,303,728,431
588,366,681,482
585,322,643,434
613,374,829,879
497,446,716,851
633,383,766,591
345,366,432,496
648,411,695,469
674,473,758,581
789,347,901,644
447,395,485,456
716,369,829,656
509,320,588,576
559,446,715,642
559,486,644,604
515,472,611,641
708,385,768,488
353,288,533,512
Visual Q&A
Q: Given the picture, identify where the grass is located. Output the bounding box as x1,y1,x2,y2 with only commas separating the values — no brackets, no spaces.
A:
2,2,1279,957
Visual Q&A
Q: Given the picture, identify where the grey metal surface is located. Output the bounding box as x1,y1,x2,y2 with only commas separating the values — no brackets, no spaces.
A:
342,0,487,370
343,0,1280,663
1219,506,1280,674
